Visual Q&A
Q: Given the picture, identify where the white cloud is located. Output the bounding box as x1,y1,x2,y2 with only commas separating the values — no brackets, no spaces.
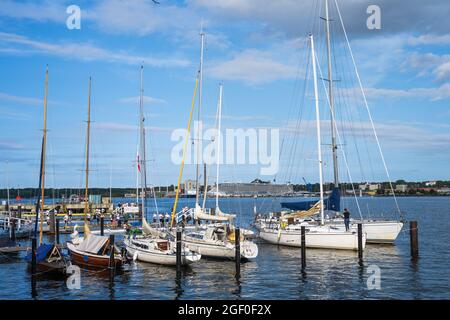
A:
364,83,450,101
206,49,296,85
118,96,167,105
407,34,450,46
0,32,190,67
0,92,42,106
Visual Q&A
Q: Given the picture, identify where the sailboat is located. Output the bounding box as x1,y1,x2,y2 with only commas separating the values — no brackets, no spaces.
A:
180,83,258,260
67,77,124,269
258,35,365,251
26,66,69,275
123,66,201,266
259,0,403,244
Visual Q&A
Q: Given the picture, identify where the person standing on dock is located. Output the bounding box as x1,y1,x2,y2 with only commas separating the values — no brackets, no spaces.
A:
343,208,350,231
63,213,69,229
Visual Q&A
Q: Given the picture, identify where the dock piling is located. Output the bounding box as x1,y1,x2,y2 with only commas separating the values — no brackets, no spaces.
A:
31,237,37,276
109,235,115,279
55,219,60,245
410,221,419,260
100,216,104,236
10,219,16,242
235,227,241,279
301,226,306,270
176,229,182,277
357,223,363,262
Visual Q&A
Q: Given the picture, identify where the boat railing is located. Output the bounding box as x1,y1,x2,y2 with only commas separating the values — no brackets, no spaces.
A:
175,208,194,224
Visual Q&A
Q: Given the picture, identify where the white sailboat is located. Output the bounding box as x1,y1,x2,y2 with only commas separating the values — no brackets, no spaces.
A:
181,82,258,260
123,65,201,266
258,34,365,251
258,0,403,244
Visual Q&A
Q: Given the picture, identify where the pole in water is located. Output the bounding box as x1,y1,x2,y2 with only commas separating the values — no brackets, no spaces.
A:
100,216,104,236
109,235,115,279
176,229,182,277
410,220,419,260
357,223,363,262
235,227,241,279
55,218,60,245
301,226,306,270
10,219,16,242
31,237,37,275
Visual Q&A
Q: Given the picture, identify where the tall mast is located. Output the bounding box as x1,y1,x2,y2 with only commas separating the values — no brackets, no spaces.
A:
83,77,91,237
311,35,325,225
39,66,48,245
215,83,223,211
324,0,339,188
139,65,147,222
195,30,205,205
5,161,10,211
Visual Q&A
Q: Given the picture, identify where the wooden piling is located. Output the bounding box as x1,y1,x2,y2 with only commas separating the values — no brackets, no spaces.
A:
176,230,182,276
109,235,115,278
410,221,419,259
10,219,16,242
55,218,60,245
100,216,104,236
31,237,37,276
357,223,363,261
235,228,241,279
301,226,306,270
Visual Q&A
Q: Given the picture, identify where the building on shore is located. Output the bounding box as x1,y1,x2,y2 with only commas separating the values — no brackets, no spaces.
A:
214,179,293,197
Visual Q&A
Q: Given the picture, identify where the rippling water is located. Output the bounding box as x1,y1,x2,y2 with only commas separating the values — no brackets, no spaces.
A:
0,196,449,299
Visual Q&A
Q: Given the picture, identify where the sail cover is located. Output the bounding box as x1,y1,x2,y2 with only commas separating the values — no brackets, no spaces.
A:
281,188,340,211
76,234,108,254
194,204,231,222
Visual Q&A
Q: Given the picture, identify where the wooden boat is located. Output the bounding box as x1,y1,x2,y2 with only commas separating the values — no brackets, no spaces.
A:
67,234,123,269
27,66,69,276
66,77,124,270
27,244,68,276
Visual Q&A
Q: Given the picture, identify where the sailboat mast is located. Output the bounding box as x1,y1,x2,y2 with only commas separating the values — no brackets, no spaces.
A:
83,77,91,235
139,65,147,222
195,30,205,205
215,83,223,210
311,35,325,225
325,0,339,188
39,66,48,245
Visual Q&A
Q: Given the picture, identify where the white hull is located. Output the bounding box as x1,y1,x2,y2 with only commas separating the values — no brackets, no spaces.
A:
91,228,127,235
124,238,201,266
349,221,403,244
258,227,365,251
256,218,403,244
183,238,258,260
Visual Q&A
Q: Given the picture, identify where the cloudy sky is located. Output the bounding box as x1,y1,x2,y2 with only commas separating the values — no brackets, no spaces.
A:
0,0,449,189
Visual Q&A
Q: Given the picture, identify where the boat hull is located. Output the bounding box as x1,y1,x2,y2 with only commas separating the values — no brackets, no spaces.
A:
328,220,403,244
124,239,201,266
258,228,365,251
183,239,258,260
67,242,123,269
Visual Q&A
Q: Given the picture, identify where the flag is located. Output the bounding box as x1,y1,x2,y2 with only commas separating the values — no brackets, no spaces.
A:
137,154,141,172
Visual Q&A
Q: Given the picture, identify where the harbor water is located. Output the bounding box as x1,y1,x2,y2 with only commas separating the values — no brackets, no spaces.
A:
0,196,448,300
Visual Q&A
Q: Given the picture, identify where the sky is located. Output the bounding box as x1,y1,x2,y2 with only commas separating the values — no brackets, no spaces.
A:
0,0,450,189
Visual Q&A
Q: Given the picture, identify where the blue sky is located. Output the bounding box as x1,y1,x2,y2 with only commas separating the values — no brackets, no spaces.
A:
0,0,450,188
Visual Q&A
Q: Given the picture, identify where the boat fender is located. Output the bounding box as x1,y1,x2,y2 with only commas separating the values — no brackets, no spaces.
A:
133,251,138,262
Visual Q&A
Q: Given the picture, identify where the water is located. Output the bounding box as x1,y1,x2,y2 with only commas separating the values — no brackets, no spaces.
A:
0,196,449,300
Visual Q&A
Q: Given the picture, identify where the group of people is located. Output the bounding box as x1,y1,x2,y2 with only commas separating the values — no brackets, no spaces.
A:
60,208,131,229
